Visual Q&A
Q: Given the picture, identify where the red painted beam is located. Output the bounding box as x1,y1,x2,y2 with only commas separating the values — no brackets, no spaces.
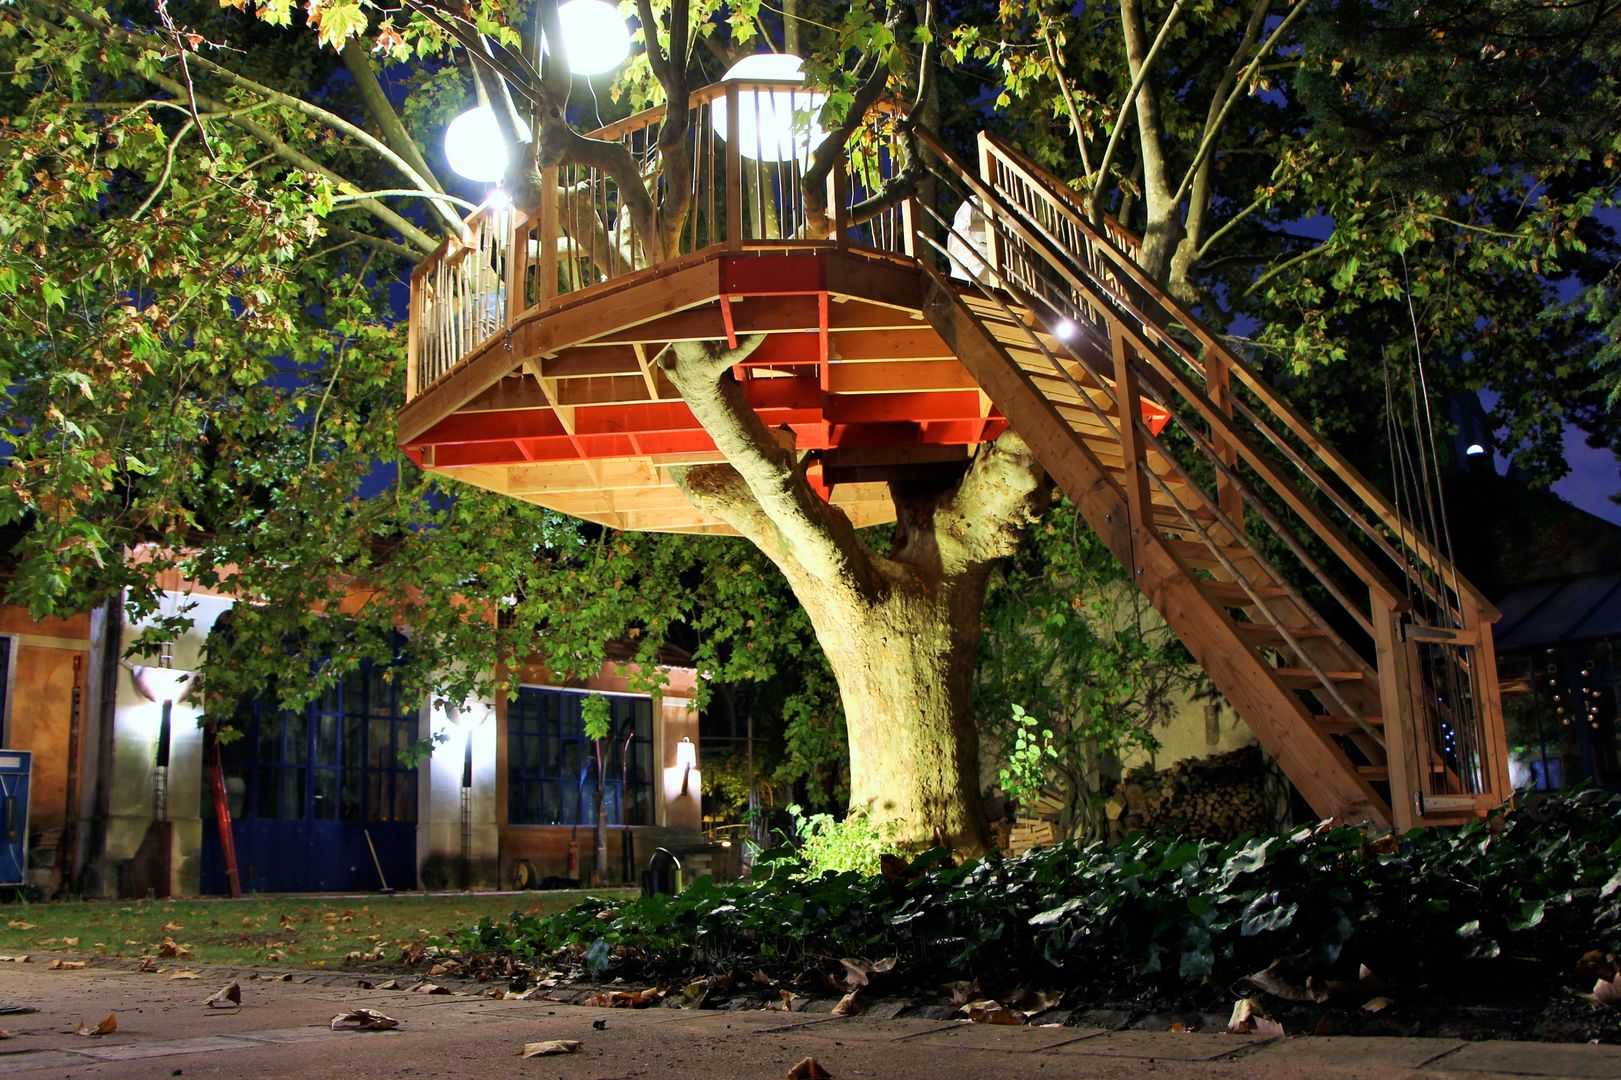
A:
719,254,827,295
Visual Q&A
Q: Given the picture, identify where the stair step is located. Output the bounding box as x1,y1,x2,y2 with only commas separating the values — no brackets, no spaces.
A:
1357,765,1390,781
1315,715,1386,735
1201,580,1290,605
1236,623,1329,645
1273,667,1366,688
1166,538,1259,572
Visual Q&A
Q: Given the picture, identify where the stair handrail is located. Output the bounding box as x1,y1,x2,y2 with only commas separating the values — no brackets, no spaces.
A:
912,125,1408,615
974,132,1499,627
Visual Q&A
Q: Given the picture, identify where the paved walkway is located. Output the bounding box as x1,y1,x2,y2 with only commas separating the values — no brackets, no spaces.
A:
1,959,1617,1078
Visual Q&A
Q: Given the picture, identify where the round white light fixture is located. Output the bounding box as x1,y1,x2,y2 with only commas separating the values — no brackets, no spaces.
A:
541,0,633,77
444,105,531,185
1053,318,1077,341
711,53,828,163
1465,443,1486,456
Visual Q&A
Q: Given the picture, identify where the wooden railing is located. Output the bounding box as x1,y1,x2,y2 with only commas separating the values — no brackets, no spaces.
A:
407,80,911,400
918,128,1509,819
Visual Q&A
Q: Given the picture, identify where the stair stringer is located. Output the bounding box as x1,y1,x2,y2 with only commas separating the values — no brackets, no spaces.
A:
923,273,1393,828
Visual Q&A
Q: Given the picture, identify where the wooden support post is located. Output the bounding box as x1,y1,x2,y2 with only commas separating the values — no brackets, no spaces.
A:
540,166,559,305
831,157,849,249
976,133,1000,278
1373,599,1422,829
505,209,525,327
1110,326,1152,576
1465,597,1512,807
405,275,421,401
1204,349,1244,532
725,82,743,251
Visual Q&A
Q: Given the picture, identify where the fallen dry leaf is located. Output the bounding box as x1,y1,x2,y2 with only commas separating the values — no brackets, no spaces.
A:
407,981,451,995
62,937,79,947
1168,1022,1189,1033
1577,951,1617,984
772,990,805,1012
169,970,200,980
48,960,86,971
753,969,778,988
159,921,182,933
1255,1016,1286,1037
839,958,870,988
962,999,1022,1026
1595,976,1621,1009
585,987,664,1009
7,921,36,930
0,955,32,964
329,1008,400,1032
832,989,865,1017
1362,996,1393,1014
1239,959,1314,1003
0,1030,15,1039
1228,998,1258,1035
943,979,980,1006
516,1039,582,1057
205,982,242,1009
76,1013,117,1037
157,937,191,959
1008,986,1064,1017
786,1056,831,1080
136,957,159,973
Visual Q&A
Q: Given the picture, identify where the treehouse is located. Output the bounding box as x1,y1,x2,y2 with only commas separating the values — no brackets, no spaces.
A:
399,77,1512,831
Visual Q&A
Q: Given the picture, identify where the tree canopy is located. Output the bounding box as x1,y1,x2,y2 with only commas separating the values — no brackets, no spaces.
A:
2,0,1616,820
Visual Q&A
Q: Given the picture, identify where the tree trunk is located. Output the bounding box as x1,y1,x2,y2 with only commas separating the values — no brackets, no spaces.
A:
792,548,995,853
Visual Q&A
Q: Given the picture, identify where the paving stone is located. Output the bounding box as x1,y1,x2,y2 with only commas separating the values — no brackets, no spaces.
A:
1254,1036,1465,1071
73,1034,262,1060
900,1022,1105,1052
0,1049,102,1072
1043,1029,1263,1061
1434,1040,1621,1077
791,1016,961,1042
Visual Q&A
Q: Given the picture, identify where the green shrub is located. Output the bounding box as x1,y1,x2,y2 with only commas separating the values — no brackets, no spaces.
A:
781,803,902,879
456,790,1621,996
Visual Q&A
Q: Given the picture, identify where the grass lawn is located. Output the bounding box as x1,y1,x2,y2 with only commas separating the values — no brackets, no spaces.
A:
0,890,629,969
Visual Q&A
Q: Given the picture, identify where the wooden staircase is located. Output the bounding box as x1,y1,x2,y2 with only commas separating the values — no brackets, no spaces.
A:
913,129,1512,830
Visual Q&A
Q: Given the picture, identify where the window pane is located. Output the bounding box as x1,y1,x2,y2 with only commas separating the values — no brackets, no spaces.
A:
312,769,337,820
258,711,281,767
284,711,308,765
369,719,390,768
341,769,363,820
256,766,277,818
393,775,416,821
342,715,364,769
316,715,338,766
279,768,306,820
320,677,342,714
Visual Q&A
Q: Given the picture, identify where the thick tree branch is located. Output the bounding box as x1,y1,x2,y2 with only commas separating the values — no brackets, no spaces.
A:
339,39,449,203
1043,21,1093,177
1171,0,1310,210
1114,0,1181,240
933,433,1045,569
800,3,908,237
659,337,876,592
1180,1,1269,259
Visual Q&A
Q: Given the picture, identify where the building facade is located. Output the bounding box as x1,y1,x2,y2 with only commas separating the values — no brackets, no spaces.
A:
0,578,703,897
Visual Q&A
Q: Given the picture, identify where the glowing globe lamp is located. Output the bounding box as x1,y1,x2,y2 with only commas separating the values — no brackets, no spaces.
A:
444,105,516,184
542,0,633,77
711,53,828,163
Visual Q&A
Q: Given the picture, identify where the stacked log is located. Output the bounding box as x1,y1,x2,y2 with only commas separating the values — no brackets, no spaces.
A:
1106,745,1273,841
1005,788,1065,856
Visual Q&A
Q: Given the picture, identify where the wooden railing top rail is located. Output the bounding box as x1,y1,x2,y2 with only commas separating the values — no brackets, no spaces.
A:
583,78,904,144
973,130,1498,622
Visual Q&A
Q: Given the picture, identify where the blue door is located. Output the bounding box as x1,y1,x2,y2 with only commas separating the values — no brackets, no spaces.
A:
201,660,418,894
0,749,31,888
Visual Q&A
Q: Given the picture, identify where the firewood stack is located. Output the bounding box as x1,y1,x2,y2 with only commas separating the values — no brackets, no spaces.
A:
1106,745,1273,841
1004,788,1066,856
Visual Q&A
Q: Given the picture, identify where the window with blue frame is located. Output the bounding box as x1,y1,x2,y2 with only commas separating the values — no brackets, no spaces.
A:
218,657,418,823
507,687,653,826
